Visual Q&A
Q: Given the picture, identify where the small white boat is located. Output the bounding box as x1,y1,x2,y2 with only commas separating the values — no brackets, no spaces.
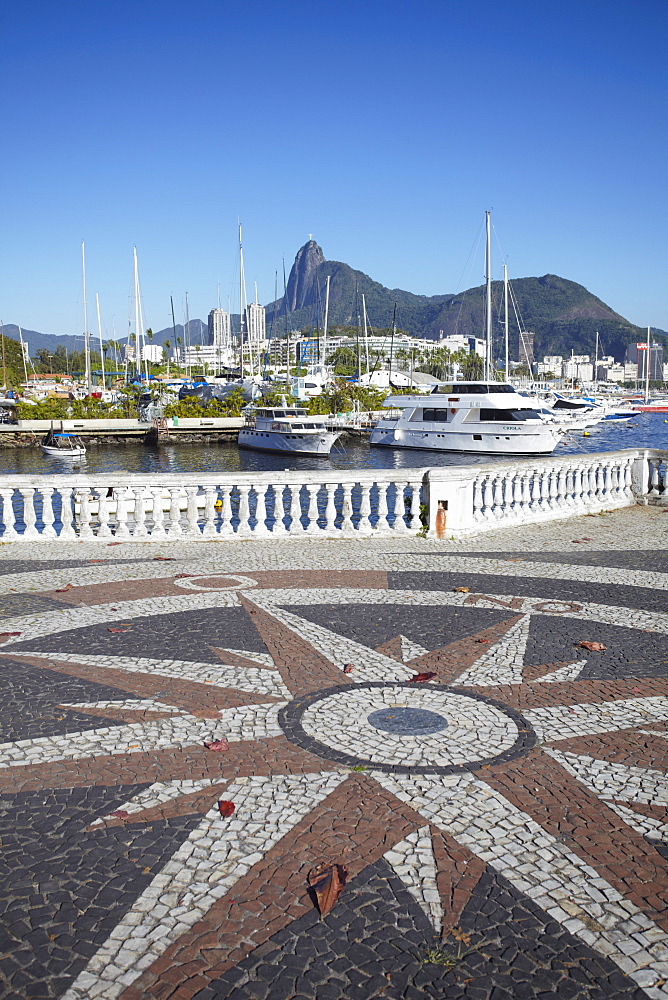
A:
370,381,562,456
40,431,87,458
238,405,343,456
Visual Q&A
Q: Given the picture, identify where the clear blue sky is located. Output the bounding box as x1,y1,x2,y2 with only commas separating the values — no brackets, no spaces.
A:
1,0,666,338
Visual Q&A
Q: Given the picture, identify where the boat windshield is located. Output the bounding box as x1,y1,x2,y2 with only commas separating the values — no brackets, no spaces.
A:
432,383,516,394
478,408,542,422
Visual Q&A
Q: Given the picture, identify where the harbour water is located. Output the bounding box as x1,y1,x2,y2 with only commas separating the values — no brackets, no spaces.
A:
0,412,666,477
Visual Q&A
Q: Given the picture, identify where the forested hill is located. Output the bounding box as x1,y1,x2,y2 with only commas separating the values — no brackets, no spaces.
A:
266,241,666,362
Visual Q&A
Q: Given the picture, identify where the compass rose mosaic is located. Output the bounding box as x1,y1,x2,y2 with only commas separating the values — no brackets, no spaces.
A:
1,547,668,1000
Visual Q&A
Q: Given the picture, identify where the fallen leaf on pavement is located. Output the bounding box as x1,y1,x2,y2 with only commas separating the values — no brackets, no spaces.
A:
154,557,176,561
475,638,491,643
342,663,354,674
454,587,470,593
408,671,437,683
55,584,74,592
204,739,229,751
218,800,235,817
108,628,130,633
308,863,348,917
0,631,22,637
110,810,129,819
576,641,607,652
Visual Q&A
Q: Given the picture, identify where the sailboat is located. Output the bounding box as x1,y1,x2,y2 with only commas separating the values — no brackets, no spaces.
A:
369,212,562,456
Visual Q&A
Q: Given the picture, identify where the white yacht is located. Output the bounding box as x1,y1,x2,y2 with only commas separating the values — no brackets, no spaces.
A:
369,382,562,455
238,406,344,456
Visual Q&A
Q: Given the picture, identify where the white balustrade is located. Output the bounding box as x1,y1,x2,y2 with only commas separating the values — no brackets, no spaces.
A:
0,451,662,542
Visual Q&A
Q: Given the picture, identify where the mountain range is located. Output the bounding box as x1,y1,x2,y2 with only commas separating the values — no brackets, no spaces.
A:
5,240,666,365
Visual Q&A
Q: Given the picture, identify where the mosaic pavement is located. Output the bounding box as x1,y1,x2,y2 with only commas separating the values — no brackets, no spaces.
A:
0,504,667,1000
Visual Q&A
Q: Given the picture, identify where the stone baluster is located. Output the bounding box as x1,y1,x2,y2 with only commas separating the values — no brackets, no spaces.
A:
492,476,504,518
252,485,271,537
482,477,494,520
0,488,18,540
323,484,337,533
217,485,234,536
182,487,200,537
339,482,355,533
235,485,252,537
356,482,372,535
286,484,303,533
150,487,167,538
391,484,410,533
529,473,541,512
200,485,218,538
113,487,131,539
555,468,566,509
375,482,391,533
649,459,661,496
95,488,113,539
74,488,93,540
571,466,582,507
520,475,531,515
132,487,149,538
472,477,484,522
269,485,288,535
39,486,57,539
165,488,183,536
304,484,321,535
57,486,78,540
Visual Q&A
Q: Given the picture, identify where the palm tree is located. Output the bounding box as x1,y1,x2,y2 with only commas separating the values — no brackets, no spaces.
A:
164,339,171,377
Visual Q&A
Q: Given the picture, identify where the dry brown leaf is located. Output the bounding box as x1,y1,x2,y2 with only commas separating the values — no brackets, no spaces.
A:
55,584,74,592
218,800,235,817
408,671,437,683
342,664,354,674
576,641,607,652
204,739,229,751
308,863,348,918
454,587,470,593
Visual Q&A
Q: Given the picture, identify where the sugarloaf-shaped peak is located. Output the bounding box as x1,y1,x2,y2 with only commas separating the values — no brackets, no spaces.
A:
285,239,326,312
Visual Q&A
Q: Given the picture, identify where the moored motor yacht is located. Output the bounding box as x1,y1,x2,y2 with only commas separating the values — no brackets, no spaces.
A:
369,381,562,455
238,405,343,456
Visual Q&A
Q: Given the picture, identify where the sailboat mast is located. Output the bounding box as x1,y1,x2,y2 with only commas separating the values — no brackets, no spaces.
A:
133,247,141,381
0,320,6,389
485,211,492,382
389,303,397,385
170,295,177,378
322,275,330,369
239,225,245,380
594,330,599,386
645,325,651,403
82,241,91,393
362,293,370,374
503,263,509,381
96,293,105,390
185,292,191,380
18,326,29,385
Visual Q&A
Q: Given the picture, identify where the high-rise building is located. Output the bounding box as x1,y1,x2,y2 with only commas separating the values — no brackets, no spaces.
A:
208,309,231,349
518,331,535,367
244,302,266,346
625,342,663,381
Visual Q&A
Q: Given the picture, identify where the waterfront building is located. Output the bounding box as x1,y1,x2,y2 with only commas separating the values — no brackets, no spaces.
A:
244,302,266,347
208,309,231,349
625,342,664,381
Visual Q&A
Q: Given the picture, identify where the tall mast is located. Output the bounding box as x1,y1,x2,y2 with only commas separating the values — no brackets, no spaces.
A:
322,274,330,369
594,330,599,386
389,303,397,385
96,293,105,390
485,210,492,381
239,224,245,379
170,295,177,377
362,294,370,374
503,263,509,381
18,325,29,384
185,292,191,379
645,325,651,403
283,257,290,380
82,241,91,393
133,247,141,380
0,320,6,389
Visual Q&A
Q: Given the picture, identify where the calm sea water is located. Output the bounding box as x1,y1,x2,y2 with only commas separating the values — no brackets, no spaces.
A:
1,412,666,477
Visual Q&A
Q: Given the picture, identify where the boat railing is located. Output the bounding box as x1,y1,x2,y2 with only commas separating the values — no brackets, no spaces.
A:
0,449,664,542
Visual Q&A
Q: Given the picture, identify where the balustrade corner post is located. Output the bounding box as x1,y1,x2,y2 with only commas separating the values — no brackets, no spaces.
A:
426,471,475,538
